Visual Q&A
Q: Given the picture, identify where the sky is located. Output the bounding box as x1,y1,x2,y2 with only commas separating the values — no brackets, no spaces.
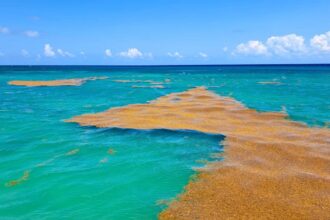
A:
0,0,330,65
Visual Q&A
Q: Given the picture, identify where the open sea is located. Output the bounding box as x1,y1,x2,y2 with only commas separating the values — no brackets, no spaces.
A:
0,65,329,219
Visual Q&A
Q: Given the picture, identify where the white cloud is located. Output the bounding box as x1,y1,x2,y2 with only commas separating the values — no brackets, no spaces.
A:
24,30,39,38
167,52,183,59
80,51,85,55
57,49,74,57
105,49,112,57
199,52,208,58
144,52,153,58
234,33,320,57
44,44,74,58
0,27,9,34
44,44,56,57
57,49,65,56
266,34,306,55
235,40,269,55
310,31,330,52
223,47,228,52
21,49,29,57
119,48,143,58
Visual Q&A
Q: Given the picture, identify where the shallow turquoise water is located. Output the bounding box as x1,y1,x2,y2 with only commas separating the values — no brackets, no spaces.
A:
0,65,329,219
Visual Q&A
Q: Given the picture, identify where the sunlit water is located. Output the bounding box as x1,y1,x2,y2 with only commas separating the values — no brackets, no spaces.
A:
0,65,329,219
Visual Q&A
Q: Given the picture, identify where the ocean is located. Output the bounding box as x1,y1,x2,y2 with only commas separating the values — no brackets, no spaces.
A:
0,65,329,219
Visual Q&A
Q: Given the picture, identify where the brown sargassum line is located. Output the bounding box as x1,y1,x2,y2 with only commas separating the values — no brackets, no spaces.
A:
8,76,108,87
67,87,330,219
5,148,80,187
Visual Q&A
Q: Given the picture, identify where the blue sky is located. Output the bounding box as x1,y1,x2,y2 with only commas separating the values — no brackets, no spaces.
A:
0,0,330,65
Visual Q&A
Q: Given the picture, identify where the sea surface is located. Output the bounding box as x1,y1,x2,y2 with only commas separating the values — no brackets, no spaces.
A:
0,65,329,219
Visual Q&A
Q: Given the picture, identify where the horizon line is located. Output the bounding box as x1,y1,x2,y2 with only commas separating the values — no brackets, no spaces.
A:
1,63,330,67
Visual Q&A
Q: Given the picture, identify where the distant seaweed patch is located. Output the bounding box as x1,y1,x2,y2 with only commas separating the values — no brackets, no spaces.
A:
257,81,283,85
5,148,80,187
66,148,80,156
67,87,330,219
113,78,170,89
112,79,166,84
5,171,30,187
8,76,108,87
132,85,165,89
108,148,116,155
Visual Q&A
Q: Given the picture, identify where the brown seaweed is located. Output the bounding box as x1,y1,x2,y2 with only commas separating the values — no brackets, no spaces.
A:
67,87,330,219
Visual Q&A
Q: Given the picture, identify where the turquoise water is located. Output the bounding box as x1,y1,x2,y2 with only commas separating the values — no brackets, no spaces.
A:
0,65,329,219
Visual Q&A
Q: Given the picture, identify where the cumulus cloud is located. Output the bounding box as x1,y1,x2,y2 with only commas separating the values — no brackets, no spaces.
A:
0,27,9,34
234,33,316,56
57,49,74,57
24,30,39,38
119,48,143,58
266,34,306,55
310,31,330,52
44,44,56,57
167,52,183,59
199,52,208,58
105,49,112,57
21,49,29,57
235,40,269,55
44,44,74,58
57,49,64,56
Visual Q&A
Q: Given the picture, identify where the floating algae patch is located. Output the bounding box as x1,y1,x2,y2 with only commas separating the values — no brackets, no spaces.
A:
35,154,62,167
258,81,283,85
5,171,30,187
132,85,165,89
99,157,109,164
65,148,80,156
4,148,80,188
112,79,164,84
67,87,330,219
8,76,108,87
113,79,168,89
107,148,116,155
